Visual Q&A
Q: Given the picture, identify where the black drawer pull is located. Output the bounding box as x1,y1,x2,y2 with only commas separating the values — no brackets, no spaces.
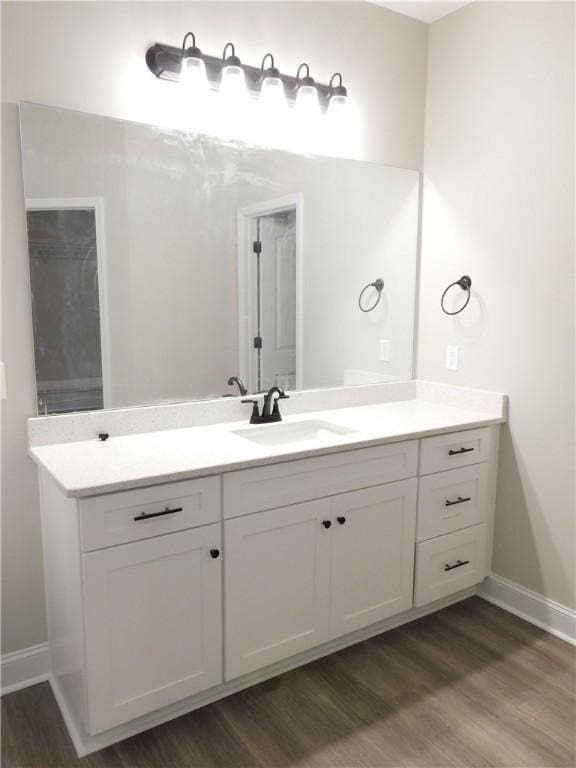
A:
448,447,474,456
133,506,183,521
444,559,470,572
445,496,471,507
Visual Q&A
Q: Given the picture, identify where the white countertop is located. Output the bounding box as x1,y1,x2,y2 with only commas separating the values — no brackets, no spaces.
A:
30,398,505,498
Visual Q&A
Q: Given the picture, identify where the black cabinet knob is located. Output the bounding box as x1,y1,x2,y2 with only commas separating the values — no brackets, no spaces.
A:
337,516,346,525
210,548,220,559
322,520,332,529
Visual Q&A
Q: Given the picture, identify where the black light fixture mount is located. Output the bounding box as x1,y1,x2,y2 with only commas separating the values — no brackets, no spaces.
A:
222,42,242,70
295,62,316,91
260,53,280,82
181,32,202,64
146,35,347,110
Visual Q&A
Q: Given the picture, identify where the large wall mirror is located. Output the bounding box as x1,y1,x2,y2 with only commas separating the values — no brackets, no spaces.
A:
20,102,420,415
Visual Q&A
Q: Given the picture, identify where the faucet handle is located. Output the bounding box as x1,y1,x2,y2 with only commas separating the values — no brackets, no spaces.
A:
241,399,261,424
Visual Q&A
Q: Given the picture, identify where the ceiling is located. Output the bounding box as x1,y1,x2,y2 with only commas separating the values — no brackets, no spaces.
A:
367,1,474,23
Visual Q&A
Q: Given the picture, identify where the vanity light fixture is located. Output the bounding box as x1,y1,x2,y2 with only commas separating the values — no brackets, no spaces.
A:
328,72,348,114
294,63,320,115
220,42,247,98
259,53,285,107
179,32,209,93
145,35,348,113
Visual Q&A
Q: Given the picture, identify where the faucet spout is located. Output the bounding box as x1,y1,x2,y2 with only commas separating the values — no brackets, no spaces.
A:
227,376,247,396
262,386,289,421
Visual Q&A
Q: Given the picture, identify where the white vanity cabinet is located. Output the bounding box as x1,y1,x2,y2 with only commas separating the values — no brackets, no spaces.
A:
329,480,417,639
224,479,417,679
40,473,224,738
414,427,493,607
224,498,332,679
83,524,223,733
37,422,499,756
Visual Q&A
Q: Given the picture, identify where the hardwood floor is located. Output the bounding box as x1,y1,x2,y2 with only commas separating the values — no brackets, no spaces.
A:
2,597,575,768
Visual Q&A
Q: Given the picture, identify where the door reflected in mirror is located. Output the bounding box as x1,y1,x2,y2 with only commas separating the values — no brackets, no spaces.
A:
20,102,420,415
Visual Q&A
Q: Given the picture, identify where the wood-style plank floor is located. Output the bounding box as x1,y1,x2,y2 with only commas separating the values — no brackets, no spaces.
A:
2,598,575,768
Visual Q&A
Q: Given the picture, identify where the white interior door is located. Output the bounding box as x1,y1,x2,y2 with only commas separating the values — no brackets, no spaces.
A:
329,480,417,639
224,498,331,680
258,211,296,391
83,525,223,734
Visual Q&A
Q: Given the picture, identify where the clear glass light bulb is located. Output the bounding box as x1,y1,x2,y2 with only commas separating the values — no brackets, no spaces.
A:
295,84,320,116
180,56,208,93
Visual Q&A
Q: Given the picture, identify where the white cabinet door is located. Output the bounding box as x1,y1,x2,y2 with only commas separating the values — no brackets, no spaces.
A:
329,479,417,640
83,525,223,734
225,499,331,680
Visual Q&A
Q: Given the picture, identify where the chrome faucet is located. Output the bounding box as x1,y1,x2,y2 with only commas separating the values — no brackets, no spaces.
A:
242,386,289,424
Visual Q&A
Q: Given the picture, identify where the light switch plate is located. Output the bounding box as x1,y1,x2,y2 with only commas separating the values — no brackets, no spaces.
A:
446,345,459,371
379,339,391,362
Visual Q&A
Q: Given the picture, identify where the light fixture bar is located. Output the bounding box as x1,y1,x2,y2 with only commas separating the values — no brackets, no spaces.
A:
146,42,343,110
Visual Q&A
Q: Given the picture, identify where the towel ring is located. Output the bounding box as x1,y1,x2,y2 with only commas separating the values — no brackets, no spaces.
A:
358,278,384,313
441,275,472,316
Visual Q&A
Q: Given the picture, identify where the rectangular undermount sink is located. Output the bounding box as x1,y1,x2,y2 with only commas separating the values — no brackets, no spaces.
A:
233,419,355,447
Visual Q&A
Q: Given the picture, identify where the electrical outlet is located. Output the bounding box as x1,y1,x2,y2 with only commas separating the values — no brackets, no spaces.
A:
446,345,459,371
379,339,391,362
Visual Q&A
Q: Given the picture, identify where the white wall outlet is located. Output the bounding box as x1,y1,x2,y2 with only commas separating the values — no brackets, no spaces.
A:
446,345,459,371
379,339,391,362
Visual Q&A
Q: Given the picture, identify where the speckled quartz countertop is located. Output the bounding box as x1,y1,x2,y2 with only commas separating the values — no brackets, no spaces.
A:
29,396,506,498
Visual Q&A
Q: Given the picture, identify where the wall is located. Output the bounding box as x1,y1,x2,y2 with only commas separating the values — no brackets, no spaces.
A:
1,2,428,654
418,1,575,608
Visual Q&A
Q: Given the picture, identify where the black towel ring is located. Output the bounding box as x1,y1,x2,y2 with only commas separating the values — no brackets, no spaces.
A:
358,278,384,313
441,275,472,316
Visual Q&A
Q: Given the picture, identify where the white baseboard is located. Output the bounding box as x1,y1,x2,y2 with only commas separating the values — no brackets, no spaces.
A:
1,642,49,695
478,573,575,646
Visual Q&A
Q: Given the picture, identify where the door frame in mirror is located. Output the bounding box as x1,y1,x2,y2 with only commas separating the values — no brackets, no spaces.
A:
237,193,304,393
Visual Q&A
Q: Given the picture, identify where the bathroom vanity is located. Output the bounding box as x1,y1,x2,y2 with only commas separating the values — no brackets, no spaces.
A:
29,382,506,756
20,99,506,757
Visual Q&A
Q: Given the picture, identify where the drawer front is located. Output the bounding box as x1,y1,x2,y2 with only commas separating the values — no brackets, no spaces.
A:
417,463,488,541
419,427,492,475
223,441,418,519
80,477,221,551
414,524,487,607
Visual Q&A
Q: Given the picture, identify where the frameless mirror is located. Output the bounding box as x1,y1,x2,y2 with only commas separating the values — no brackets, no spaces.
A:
20,102,420,415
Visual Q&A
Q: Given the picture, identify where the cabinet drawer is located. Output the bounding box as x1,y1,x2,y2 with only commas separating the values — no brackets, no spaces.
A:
223,441,418,519
419,428,492,475
417,464,488,541
414,524,487,607
80,477,221,551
